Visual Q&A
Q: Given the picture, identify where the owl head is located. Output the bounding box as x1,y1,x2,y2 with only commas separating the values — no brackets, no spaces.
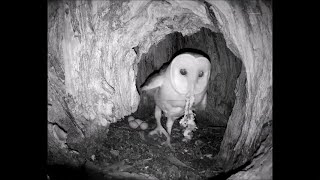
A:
169,52,211,97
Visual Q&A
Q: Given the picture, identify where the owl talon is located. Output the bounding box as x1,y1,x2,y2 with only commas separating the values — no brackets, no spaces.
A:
149,127,175,150
149,126,169,137
161,140,175,151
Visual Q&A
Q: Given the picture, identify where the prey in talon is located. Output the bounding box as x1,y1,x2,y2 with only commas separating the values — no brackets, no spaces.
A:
140,50,211,149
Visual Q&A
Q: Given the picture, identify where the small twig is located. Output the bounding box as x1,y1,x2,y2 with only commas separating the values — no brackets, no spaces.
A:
166,153,195,170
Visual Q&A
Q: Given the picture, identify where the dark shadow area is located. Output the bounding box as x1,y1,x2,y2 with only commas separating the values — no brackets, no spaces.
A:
47,163,116,180
208,160,252,180
170,48,211,63
135,27,242,126
47,164,89,180
131,27,246,179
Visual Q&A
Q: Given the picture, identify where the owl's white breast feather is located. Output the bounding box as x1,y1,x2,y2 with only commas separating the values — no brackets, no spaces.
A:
140,52,211,145
142,52,210,118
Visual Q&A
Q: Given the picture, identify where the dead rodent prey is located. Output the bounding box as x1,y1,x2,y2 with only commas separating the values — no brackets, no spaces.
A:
179,95,197,141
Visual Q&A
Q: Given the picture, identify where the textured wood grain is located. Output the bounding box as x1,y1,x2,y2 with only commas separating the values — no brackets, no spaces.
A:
48,1,272,178
207,0,272,175
48,0,216,131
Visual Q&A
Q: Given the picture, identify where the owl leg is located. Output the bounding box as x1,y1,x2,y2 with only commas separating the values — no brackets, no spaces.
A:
166,117,175,135
149,105,170,140
160,116,176,148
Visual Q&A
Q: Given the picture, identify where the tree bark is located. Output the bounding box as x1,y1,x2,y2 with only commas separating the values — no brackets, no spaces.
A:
48,1,272,178
207,0,272,173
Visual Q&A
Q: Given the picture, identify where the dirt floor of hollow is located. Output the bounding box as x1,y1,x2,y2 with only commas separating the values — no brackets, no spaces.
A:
47,113,226,180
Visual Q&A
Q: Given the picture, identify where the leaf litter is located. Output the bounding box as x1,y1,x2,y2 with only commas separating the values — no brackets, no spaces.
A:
62,113,226,180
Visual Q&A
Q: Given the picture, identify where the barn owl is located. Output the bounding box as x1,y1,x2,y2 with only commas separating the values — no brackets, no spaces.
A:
141,52,211,148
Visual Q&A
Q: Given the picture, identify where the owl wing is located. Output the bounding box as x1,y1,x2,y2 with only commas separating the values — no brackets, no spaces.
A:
141,63,169,92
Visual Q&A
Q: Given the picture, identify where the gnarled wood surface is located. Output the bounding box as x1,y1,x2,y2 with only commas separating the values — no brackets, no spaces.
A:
48,0,272,178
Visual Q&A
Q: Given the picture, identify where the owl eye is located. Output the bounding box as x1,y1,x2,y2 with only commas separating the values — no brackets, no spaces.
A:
180,69,187,76
199,71,204,77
